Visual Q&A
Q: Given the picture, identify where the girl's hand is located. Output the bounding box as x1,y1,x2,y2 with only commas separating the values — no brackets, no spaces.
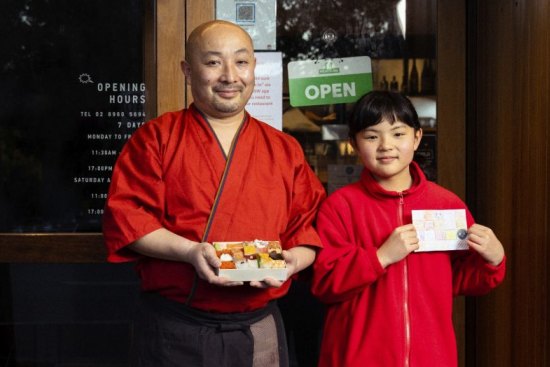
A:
377,224,420,268
467,224,505,266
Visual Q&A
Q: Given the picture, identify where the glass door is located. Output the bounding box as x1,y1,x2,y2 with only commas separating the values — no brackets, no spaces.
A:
277,0,437,195
0,1,153,365
274,1,437,365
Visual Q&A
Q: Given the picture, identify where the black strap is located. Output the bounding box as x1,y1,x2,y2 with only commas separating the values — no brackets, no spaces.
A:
185,115,246,306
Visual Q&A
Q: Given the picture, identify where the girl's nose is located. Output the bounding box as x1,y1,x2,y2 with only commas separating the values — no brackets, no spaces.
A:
378,137,393,151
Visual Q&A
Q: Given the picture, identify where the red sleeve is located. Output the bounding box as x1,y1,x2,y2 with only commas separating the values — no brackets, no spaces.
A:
311,198,385,304
452,255,506,296
102,120,165,262
451,208,507,295
280,139,326,250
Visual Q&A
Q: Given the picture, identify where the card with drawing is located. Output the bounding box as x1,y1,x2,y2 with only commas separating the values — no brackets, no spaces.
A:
412,209,469,252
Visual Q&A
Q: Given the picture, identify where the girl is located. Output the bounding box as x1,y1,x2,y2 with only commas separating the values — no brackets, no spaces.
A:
311,91,505,367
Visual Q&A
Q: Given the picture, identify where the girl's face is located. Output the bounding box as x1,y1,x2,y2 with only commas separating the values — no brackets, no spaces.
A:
352,119,422,192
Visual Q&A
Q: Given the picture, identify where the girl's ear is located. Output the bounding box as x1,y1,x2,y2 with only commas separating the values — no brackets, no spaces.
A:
413,128,423,151
349,136,357,151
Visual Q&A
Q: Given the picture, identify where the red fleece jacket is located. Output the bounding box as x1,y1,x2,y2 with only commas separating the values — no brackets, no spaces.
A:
311,162,505,367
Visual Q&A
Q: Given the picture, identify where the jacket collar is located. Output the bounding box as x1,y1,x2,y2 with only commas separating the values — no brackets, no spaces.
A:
360,161,427,199
189,103,250,130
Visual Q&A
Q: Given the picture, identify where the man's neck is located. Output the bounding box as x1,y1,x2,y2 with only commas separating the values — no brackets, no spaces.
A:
206,112,246,156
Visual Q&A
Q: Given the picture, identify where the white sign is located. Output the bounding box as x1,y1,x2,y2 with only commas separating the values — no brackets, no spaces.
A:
216,0,276,50
246,52,283,130
412,209,469,252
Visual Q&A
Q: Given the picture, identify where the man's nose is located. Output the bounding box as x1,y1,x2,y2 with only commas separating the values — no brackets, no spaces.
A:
221,62,237,82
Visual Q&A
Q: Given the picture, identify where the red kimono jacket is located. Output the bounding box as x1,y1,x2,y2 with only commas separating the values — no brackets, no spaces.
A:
311,162,506,367
103,104,325,313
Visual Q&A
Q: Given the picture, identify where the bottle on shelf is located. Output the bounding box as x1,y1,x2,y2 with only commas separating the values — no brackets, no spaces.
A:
408,58,419,95
421,59,435,95
401,58,409,95
380,75,389,91
390,76,399,92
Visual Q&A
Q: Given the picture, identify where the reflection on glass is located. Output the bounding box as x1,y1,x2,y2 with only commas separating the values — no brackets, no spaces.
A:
0,0,149,232
278,0,406,62
277,0,437,185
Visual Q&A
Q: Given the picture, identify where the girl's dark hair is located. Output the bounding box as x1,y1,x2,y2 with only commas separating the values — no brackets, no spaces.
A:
348,91,420,139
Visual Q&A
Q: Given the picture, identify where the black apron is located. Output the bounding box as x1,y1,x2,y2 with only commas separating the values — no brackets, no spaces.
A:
130,292,289,367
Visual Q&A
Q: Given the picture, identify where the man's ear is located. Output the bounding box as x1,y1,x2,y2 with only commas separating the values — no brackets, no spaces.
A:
181,60,191,84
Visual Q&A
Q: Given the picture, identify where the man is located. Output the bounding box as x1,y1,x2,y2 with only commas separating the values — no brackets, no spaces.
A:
102,20,325,367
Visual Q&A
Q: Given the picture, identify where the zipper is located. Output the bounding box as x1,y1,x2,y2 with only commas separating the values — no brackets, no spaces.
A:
398,191,411,367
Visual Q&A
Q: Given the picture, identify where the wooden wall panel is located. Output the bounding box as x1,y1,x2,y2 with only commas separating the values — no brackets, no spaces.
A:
471,0,550,366
157,0,186,114
437,0,466,198
437,2,466,366
512,0,549,365
184,1,215,106
0,234,105,263
469,2,515,366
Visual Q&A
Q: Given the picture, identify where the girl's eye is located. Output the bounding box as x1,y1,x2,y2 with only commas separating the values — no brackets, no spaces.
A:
364,135,377,141
394,129,410,137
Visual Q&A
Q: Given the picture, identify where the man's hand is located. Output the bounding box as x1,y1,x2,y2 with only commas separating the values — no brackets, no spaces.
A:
249,246,316,289
184,242,243,286
129,229,243,287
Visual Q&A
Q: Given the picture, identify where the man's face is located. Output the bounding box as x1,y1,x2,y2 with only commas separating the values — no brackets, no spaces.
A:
183,24,256,120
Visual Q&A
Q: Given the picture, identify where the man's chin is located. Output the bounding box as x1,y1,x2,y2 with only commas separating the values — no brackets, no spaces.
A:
212,101,243,114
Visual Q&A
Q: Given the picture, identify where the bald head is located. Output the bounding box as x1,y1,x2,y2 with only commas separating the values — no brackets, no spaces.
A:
181,20,257,121
185,20,254,63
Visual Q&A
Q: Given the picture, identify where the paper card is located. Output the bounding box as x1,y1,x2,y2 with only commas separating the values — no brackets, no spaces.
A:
245,52,283,130
412,209,469,252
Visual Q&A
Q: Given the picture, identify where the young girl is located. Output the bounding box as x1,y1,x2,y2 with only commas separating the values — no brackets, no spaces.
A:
311,91,505,367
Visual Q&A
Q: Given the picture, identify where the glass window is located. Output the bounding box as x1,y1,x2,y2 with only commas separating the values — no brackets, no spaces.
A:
277,0,437,191
0,2,149,366
0,0,151,232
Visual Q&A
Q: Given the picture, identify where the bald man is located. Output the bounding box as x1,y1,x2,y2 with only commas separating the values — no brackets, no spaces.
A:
102,20,325,366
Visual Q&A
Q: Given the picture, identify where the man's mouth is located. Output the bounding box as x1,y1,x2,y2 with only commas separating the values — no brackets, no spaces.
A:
215,85,243,95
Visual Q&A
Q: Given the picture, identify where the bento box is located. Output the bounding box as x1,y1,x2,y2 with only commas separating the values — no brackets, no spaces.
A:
213,240,288,281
